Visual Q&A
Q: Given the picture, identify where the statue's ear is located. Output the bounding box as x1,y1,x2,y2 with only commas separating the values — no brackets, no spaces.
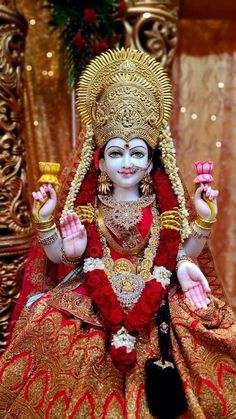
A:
99,158,106,171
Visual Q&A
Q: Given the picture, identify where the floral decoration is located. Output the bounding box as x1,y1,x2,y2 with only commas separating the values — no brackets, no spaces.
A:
194,161,214,184
44,0,129,86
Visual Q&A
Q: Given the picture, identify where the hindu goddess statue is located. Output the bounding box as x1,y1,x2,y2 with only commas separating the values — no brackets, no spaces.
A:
0,49,235,418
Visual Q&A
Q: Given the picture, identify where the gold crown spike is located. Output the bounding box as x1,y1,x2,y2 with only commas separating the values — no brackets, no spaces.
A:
38,162,61,192
76,48,173,149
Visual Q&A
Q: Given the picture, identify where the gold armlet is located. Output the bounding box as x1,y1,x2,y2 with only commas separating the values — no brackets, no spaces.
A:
61,248,81,266
160,209,181,231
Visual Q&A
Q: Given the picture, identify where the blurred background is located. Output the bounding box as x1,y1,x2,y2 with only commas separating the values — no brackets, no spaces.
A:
0,0,236,351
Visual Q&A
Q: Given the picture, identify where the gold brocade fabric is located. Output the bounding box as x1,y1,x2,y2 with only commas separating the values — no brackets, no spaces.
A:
171,20,236,309
0,281,235,418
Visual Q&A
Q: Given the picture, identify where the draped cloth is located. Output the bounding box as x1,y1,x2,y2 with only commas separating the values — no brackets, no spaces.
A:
0,131,235,418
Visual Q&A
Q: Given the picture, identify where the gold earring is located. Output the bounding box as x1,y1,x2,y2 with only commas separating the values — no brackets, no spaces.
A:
140,173,153,196
98,171,112,195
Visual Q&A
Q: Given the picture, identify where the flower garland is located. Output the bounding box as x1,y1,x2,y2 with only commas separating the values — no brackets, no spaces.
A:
74,165,181,371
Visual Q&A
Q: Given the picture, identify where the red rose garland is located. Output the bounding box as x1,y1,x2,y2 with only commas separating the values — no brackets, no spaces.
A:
74,165,181,371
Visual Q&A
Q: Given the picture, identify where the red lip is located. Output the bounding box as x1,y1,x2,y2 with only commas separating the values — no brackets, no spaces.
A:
119,169,136,175
119,171,134,175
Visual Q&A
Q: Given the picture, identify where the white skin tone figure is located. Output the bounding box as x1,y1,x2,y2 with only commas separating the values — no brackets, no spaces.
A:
32,138,219,309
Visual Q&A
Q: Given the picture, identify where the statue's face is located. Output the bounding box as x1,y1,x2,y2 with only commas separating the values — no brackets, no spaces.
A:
99,138,152,189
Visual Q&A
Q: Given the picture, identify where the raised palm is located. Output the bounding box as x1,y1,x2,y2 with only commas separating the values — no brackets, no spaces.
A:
60,212,87,258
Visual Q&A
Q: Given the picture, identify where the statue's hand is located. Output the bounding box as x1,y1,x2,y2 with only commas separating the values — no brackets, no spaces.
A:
194,183,219,220
32,184,57,220
60,212,87,259
177,262,211,308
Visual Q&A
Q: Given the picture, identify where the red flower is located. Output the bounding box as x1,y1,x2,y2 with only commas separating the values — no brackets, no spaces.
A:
110,345,137,372
116,0,127,17
107,307,123,325
73,33,86,49
86,271,102,288
93,40,110,56
85,241,102,258
83,8,97,25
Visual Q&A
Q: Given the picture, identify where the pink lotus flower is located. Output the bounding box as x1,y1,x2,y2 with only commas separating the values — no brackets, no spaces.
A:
193,161,214,183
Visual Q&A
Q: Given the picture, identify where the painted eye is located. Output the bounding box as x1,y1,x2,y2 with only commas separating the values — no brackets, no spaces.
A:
108,151,122,158
131,152,145,158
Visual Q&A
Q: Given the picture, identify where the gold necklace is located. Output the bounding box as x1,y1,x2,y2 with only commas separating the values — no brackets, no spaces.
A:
98,194,155,229
97,205,150,256
97,204,160,308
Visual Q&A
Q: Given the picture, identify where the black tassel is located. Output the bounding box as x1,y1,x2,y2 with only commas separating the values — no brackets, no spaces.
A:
145,356,187,419
145,294,187,419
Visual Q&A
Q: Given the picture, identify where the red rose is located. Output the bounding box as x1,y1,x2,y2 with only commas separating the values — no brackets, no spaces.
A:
86,242,102,258
93,40,110,56
73,33,86,49
107,307,123,325
110,345,137,372
86,272,102,289
116,0,127,17
83,8,97,25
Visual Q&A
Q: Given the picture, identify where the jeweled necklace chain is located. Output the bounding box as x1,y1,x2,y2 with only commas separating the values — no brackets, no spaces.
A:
98,194,155,229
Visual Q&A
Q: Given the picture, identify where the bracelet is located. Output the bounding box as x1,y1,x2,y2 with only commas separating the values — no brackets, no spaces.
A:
61,247,81,266
191,222,210,239
38,231,58,246
35,217,56,232
176,256,193,270
194,216,216,231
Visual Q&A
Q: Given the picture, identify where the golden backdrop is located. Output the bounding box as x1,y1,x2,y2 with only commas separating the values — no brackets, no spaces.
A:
16,1,236,308
172,20,236,308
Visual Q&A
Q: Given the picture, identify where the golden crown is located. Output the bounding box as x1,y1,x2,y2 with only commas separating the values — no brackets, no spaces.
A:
77,48,173,149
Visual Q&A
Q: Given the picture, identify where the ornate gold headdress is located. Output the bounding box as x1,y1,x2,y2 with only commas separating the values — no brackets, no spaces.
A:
77,48,172,149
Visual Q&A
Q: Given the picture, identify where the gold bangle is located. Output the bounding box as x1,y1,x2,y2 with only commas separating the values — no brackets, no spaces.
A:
61,248,81,266
195,216,216,231
176,256,193,270
35,216,56,232
36,223,56,233
34,216,54,225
